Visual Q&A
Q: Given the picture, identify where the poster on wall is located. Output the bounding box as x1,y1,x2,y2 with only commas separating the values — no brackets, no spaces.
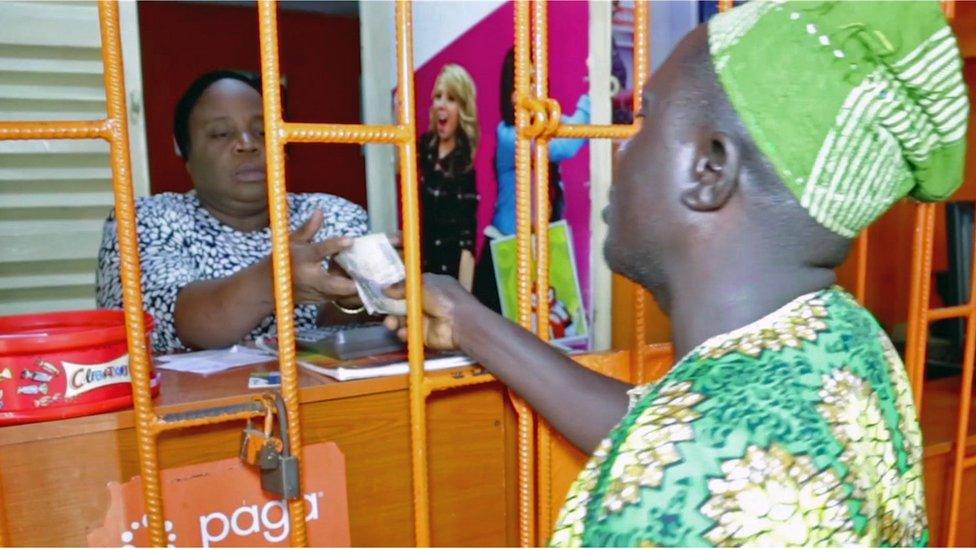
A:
408,1,593,345
490,221,589,350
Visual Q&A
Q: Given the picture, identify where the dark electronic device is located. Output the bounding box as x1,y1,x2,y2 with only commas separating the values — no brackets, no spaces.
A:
295,323,404,360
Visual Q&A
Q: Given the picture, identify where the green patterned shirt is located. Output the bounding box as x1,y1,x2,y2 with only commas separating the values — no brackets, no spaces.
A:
551,287,927,547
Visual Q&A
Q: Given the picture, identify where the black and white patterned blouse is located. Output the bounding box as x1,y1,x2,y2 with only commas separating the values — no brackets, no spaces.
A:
96,191,368,353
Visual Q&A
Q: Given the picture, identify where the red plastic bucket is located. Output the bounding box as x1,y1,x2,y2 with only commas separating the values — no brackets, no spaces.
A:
0,309,159,426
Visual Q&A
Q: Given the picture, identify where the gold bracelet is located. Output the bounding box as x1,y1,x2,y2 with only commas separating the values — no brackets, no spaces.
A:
333,301,366,315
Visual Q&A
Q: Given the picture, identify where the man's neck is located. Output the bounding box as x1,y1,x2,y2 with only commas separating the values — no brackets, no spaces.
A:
664,263,836,360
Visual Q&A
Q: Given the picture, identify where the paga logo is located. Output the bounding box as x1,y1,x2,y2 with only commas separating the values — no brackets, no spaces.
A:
88,442,350,547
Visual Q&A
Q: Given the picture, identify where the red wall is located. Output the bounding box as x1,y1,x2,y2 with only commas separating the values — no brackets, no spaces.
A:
137,1,367,206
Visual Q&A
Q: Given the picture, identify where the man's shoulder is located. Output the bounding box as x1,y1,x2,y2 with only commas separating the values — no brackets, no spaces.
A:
666,287,890,398
693,287,876,362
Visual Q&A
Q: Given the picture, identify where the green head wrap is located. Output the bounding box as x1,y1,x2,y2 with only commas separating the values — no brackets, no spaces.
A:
709,1,969,238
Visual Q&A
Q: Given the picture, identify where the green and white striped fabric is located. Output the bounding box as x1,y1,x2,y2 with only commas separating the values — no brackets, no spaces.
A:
709,1,969,238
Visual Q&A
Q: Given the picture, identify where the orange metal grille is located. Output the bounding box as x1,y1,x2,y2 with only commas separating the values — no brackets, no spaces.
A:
903,2,975,545
514,1,649,543
5,1,970,547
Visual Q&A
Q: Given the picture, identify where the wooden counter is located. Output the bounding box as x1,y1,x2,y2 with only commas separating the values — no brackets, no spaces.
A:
0,361,519,546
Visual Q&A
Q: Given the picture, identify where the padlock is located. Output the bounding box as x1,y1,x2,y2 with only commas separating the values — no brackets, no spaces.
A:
261,454,301,499
239,392,302,499
239,399,276,466
257,437,284,471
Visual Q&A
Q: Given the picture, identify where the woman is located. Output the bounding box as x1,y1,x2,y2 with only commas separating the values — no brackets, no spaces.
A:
418,64,480,289
96,69,368,353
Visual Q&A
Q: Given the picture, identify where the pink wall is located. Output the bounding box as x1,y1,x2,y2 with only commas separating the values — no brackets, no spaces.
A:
413,1,592,308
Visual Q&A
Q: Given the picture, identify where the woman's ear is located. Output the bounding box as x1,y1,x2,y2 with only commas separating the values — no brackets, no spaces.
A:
681,132,741,212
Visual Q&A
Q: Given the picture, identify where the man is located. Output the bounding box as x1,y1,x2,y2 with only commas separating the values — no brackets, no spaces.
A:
387,1,968,546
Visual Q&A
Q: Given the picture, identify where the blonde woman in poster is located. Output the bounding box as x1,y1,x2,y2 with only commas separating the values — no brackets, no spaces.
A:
418,64,480,290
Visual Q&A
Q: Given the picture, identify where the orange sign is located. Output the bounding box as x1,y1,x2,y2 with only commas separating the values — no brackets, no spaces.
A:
88,442,349,547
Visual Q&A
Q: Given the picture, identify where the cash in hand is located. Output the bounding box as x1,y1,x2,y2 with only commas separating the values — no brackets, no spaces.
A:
334,234,407,316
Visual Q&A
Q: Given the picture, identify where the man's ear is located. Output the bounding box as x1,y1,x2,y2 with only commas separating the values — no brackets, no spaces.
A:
681,132,740,212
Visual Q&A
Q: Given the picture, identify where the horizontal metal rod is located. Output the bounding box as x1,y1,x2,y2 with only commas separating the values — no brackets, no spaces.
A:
283,122,408,144
554,123,638,140
927,303,974,321
155,401,266,433
0,120,108,141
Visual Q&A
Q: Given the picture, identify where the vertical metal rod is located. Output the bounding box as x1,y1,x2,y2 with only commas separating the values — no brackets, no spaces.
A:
942,5,971,538
855,230,869,304
630,0,650,382
945,242,976,545
99,1,166,545
531,4,554,542
392,1,432,545
906,204,936,409
255,1,309,545
512,1,537,546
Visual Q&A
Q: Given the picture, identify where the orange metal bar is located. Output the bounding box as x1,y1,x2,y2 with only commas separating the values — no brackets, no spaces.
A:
284,122,407,144
905,203,937,407
923,5,972,545
0,2,435,547
927,303,973,321
511,3,652,541
854,230,869,304
553,124,636,140
96,1,167,545
631,1,650,384
264,1,430,545
256,2,309,545
152,409,266,434
942,3,973,523
943,0,956,19
389,1,435,544
0,120,108,140
945,289,976,546
512,2,537,546
531,3,555,541
631,0,648,117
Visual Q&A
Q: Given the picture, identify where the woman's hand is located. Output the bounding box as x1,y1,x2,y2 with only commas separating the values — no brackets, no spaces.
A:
290,210,360,306
382,273,470,350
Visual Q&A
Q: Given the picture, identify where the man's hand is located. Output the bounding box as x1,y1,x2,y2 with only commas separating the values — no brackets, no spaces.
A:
290,210,360,306
382,273,469,350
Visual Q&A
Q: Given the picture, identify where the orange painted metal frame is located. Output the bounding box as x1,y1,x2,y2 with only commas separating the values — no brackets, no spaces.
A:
5,1,965,547
513,1,649,543
902,2,975,545
258,2,440,546
0,2,166,545
0,1,418,546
